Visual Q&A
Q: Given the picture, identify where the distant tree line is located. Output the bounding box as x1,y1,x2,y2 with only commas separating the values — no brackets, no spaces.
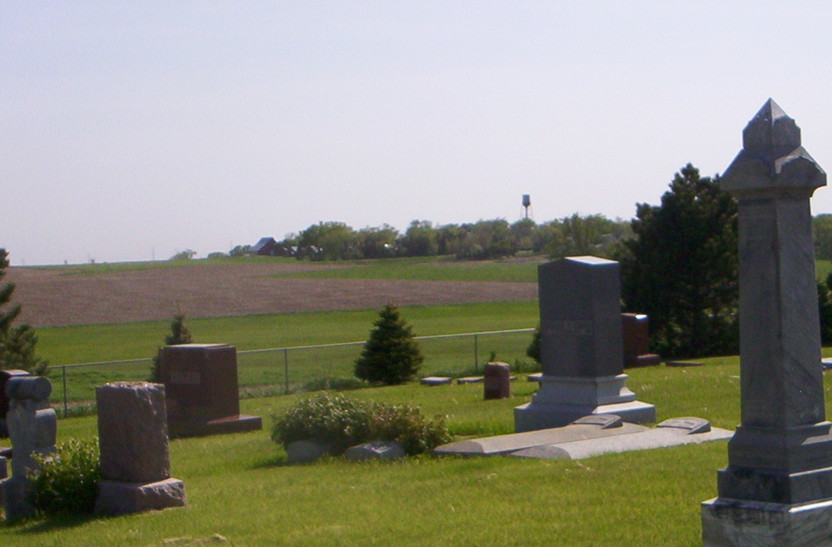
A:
236,215,633,262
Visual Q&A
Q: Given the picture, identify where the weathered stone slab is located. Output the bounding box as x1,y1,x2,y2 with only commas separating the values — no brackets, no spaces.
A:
512,418,732,460
97,382,170,483
420,376,452,386
345,441,405,462
95,478,186,515
456,376,484,384
527,373,542,383
435,414,647,457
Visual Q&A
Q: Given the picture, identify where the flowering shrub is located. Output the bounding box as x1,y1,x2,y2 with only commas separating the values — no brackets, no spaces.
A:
271,393,451,456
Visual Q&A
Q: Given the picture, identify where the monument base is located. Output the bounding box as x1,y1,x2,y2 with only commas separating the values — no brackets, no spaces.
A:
95,478,186,515
169,414,262,438
702,497,832,546
514,374,656,432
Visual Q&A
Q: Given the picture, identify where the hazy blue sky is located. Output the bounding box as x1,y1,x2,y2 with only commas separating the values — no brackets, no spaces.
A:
4,2,832,265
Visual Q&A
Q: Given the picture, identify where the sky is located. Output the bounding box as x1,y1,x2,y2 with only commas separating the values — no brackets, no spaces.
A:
4,2,832,266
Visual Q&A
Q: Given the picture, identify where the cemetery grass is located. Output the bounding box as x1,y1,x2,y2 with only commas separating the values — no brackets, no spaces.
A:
0,363,753,546
8,360,832,544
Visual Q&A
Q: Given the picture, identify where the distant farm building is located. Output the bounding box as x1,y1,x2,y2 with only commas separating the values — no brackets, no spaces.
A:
252,237,278,256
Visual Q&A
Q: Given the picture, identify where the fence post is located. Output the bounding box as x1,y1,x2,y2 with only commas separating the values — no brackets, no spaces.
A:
283,348,290,394
62,365,68,418
473,334,479,373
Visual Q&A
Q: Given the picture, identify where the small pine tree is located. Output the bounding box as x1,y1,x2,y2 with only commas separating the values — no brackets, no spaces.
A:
0,249,48,375
355,303,423,385
148,313,194,382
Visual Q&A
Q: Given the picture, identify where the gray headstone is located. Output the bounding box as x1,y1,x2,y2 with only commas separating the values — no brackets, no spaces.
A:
96,382,171,483
702,99,832,545
94,382,186,515
514,257,655,431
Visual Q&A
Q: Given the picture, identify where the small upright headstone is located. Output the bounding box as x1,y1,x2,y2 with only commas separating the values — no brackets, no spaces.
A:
95,382,186,515
621,314,661,368
158,344,262,437
0,370,31,438
1,376,56,521
701,100,832,545
514,256,655,432
483,362,511,400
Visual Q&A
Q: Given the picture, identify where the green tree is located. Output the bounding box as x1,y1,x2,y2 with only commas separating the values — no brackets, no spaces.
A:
149,313,194,382
510,218,537,252
455,219,515,260
400,220,439,257
354,303,423,385
297,222,358,261
0,249,48,375
814,215,832,260
355,224,398,259
616,164,739,358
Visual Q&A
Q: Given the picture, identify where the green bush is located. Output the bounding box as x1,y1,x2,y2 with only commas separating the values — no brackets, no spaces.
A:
30,438,101,515
271,393,451,456
355,303,424,385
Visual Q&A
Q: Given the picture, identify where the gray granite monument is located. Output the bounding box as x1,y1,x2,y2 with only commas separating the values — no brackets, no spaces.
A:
701,99,832,545
1,376,56,521
94,382,186,515
514,256,655,432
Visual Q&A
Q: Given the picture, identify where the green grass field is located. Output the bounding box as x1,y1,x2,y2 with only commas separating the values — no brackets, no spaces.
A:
7,357,832,545
2,358,752,546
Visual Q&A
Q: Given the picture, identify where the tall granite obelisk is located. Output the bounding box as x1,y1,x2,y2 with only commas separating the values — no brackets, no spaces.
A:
702,100,832,545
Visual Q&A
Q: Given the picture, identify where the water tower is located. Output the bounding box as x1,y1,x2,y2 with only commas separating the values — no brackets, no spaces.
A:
522,194,532,219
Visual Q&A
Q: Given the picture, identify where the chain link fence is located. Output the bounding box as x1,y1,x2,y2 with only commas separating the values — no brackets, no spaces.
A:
52,328,536,416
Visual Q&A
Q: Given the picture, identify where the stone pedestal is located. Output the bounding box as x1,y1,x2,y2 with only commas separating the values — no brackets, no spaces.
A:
515,257,655,432
94,382,186,515
701,100,832,544
515,374,656,431
159,344,262,437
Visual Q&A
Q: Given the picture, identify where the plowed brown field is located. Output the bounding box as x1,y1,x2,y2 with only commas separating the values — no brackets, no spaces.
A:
7,263,537,327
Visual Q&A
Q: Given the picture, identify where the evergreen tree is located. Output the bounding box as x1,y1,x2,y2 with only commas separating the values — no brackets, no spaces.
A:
149,313,194,382
0,249,21,338
355,304,423,385
616,164,739,358
0,249,48,375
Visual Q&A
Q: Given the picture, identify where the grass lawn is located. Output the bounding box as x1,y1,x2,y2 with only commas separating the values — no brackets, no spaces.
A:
0,359,758,545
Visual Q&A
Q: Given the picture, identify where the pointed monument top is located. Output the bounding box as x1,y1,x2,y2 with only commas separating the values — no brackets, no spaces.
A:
722,99,825,196
742,98,801,160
